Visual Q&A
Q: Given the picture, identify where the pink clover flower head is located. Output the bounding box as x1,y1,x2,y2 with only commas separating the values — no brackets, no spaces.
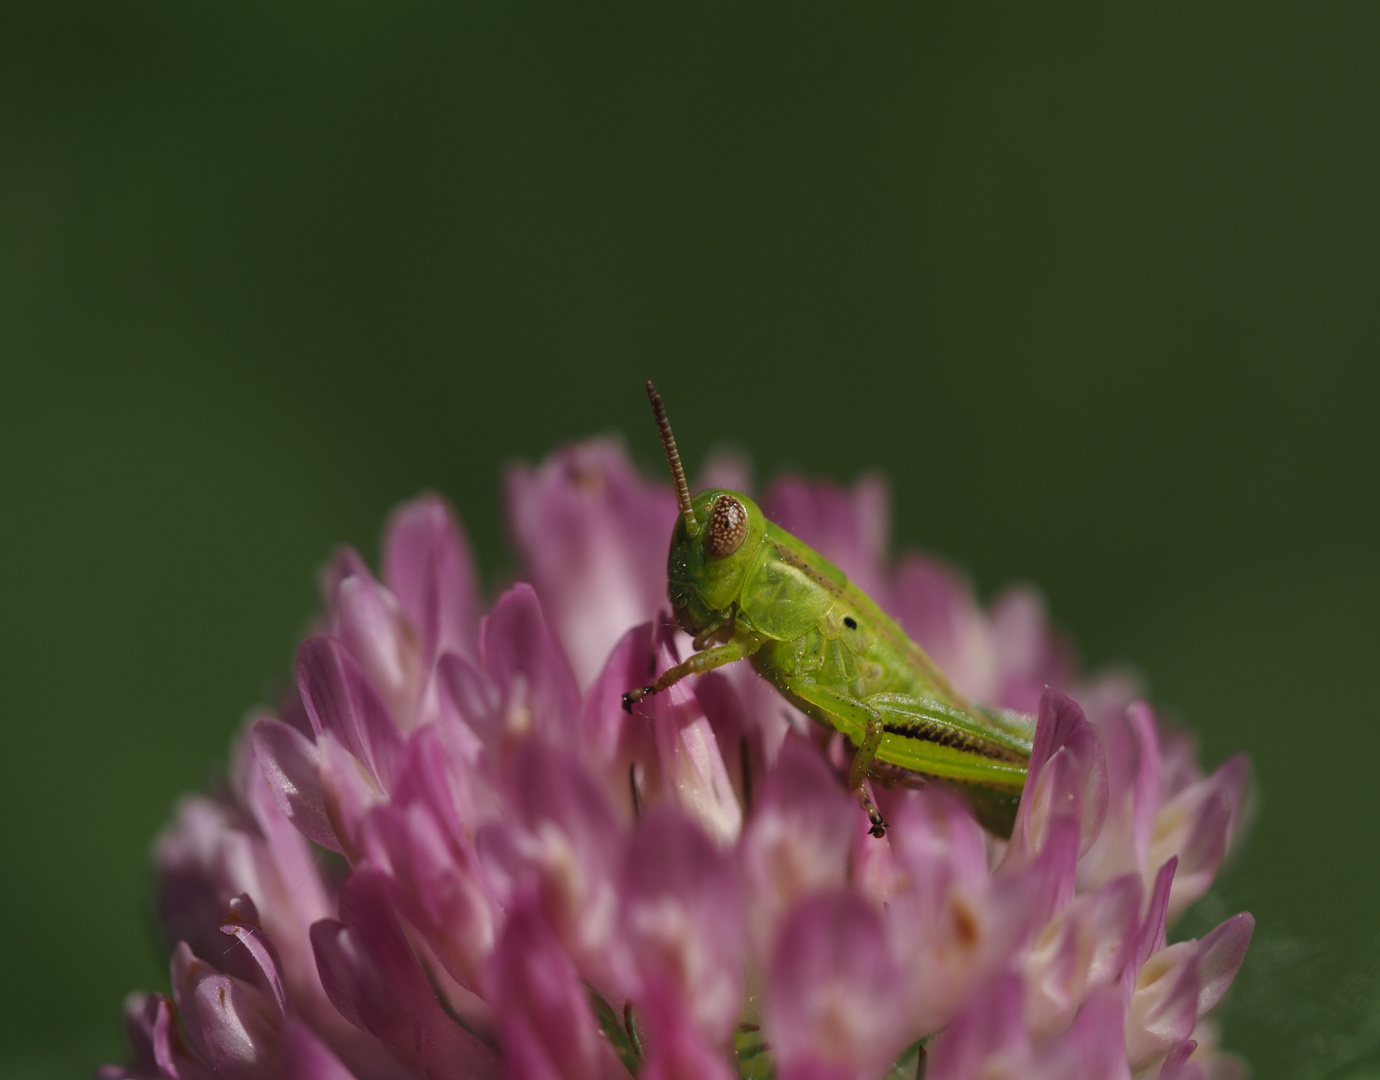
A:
104,438,1254,1080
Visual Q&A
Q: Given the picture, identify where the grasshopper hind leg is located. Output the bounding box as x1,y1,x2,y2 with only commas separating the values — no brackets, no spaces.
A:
855,782,887,838
783,678,891,838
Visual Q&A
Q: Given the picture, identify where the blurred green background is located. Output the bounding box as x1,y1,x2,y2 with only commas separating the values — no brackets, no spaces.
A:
2,2,1378,1077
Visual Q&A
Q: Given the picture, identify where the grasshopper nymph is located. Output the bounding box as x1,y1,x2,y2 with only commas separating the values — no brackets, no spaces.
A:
623,382,1034,837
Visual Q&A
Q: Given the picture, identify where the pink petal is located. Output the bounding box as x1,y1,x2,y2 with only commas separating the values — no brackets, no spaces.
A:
740,736,856,949
252,717,343,854
636,978,738,1080
1136,857,1178,973
1126,945,1201,1071
170,942,281,1079
310,871,499,1080
1031,989,1132,1080
436,652,502,745
484,897,625,1080
887,554,987,701
382,493,481,664
622,807,745,1041
479,583,582,747
1157,1040,1204,1080
280,1018,361,1080
988,588,1076,714
694,450,753,496
1195,913,1254,1017
506,439,677,687
219,894,287,1017
580,621,660,813
926,973,1030,1080
1077,702,1162,892
316,731,388,859
361,798,497,992
151,991,215,1080
296,636,403,791
103,992,216,1080
646,622,742,845
330,568,422,730
155,798,263,987
1006,690,1108,865
1149,755,1249,919
478,739,628,992
1024,875,1141,1042
766,890,914,1080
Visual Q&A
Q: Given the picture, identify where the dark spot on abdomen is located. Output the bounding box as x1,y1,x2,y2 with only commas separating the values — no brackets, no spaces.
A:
844,616,858,629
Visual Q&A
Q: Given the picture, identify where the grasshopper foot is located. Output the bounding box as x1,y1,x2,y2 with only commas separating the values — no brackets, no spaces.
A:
853,783,888,838
621,686,655,713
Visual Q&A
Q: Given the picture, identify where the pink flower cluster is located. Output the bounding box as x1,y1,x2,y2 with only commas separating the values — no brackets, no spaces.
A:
102,440,1253,1080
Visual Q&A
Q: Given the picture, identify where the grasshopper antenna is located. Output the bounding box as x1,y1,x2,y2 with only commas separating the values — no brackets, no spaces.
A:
646,380,698,535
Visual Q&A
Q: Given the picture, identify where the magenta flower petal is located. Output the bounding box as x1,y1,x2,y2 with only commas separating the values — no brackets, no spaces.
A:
170,942,282,1079
1149,754,1249,919
99,993,217,1080
986,588,1077,715
1006,689,1108,865
382,493,481,665
484,897,625,1080
252,717,343,854
740,736,856,948
926,973,1030,1080
645,621,743,844
887,554,986,699
478,738,629,994
636,978,739,1080
622,806,745,1041
1077,701,1162,892
1023,874,1141,1041
766,890,915,1080
281,1018,362,1080
1125,944,1201,1071
316,730,388,859
220,894,288,1016
1157,1039,1204,1080
360,795,496,992
479,583,582,746
1135,857,1178,973
507,439,677,687
580,621,659,809
310,871,500,1080
1031,989,1132,1080
1195,913,1255,1016
297,636,403,791
880,790,1037,1035
154,797,263,986
327,559,423,729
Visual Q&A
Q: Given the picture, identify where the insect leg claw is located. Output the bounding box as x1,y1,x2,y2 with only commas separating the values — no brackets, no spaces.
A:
621,686,655,713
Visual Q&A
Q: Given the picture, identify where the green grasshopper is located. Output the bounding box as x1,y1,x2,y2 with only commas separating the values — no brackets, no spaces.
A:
623,382,1034,837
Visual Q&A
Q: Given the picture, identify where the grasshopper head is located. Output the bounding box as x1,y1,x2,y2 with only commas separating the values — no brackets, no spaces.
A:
642,381,765,635
667,488,767,636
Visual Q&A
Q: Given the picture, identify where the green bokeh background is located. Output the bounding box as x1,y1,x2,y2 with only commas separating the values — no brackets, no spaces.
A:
3,3,1378,1077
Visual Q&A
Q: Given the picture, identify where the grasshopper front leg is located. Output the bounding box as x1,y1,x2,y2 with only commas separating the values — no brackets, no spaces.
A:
780,679,889,838
621,637,760,712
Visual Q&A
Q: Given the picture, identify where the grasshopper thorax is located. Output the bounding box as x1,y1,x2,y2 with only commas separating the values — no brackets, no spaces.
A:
667,488,767,637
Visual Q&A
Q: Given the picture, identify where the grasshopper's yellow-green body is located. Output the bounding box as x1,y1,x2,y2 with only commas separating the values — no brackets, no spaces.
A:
625,383,1033,836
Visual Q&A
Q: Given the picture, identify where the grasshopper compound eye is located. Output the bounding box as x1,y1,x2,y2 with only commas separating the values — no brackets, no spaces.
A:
704,495,749,557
